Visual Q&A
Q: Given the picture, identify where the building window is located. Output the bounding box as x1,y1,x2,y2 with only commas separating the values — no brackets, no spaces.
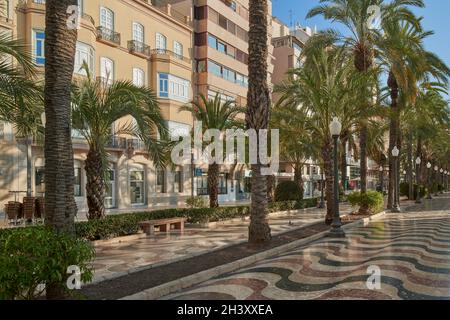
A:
132,22,144,43
156,169,166,193
158,73,169,98
196,59,206,73
100,7,114,30
174,170,183,193
132,68,145,87
208,60,222,78
74,42,94,75
194,32,207,46
33,30,45,65
218,174,228,194
0,0,9,19
157,73,189,102
74,166,82,197
194,5,207,20
35,166,45,195
196,176,208,196
130,170,145,205
100,57,114,84
156,33,167,50
173,41,183,58
196,174,228,195
105,169,115,209
208,34,217,49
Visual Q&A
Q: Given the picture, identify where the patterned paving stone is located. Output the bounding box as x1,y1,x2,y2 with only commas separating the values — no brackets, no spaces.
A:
162,195,450,300
91,206,354,283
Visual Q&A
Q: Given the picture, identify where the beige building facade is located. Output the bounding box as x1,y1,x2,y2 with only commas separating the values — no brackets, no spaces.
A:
0,0,279,214
1,0,199,214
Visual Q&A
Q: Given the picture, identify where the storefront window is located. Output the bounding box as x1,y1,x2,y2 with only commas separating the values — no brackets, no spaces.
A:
130,170,145,205
74,167,82,197
35,166,45,195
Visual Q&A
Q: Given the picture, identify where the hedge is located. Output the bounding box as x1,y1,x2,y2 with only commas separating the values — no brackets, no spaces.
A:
347,191,384,214
1,198,319,242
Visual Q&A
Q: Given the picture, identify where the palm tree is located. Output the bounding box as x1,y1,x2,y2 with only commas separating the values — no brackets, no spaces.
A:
307,0,425,213
181,93,244,208
43,0,79,300
271,102,319,199
72,66,169,219
277,45,370,224
0,32,42,198
247,0,272,243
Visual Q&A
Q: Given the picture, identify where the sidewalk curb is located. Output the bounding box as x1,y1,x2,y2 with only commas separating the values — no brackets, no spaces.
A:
120,211,387,300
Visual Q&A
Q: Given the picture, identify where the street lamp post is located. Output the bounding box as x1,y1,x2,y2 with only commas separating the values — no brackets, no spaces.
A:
426,162,432,199
434,165,439,196
440,168,444,194
328,117,345,238
391,146,401,213
415,157,422,204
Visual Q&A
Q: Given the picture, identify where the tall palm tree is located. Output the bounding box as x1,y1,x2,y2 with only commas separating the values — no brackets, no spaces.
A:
72,66,169,219
307,0,425,213
247,0,272,243
181,94,244,208
44,0,78,300
277,45,371,223
377,19,450,207
271,102,319,198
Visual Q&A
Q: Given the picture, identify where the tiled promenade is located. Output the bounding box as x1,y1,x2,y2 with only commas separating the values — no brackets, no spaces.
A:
92,205,353,283
163,194,450,300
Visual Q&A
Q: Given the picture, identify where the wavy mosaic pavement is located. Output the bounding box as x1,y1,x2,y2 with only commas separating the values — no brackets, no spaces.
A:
163,196,450,300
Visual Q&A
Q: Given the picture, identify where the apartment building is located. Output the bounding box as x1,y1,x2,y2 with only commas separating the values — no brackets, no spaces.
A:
0,0,199,213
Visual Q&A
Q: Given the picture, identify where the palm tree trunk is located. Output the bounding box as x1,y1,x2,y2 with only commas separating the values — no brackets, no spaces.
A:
267,174,275,203
247,0,271,244
294,162,304,200
207,163,219,208
322,142,333,225
387,70,399,209
359,125,369,214
44,0,78,299
85,149,106,219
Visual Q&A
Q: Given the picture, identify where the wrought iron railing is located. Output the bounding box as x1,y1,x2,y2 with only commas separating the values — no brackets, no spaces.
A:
96,26,120,45
128,40,151,57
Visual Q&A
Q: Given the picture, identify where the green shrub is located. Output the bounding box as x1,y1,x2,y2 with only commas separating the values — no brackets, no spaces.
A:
275,181,303,202
0,227,94,300
347,191,384,215
185,196,208,208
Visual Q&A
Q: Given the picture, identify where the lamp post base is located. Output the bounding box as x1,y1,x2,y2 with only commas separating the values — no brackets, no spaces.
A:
328,226,346,238
415,198,422,204
318,201,325,209
391,204,401,213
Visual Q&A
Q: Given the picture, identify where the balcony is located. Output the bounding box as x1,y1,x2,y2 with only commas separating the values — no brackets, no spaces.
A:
151,49,190,63
128,40,151,58
127,138,146,152
107,135,127,149
96,26,120,47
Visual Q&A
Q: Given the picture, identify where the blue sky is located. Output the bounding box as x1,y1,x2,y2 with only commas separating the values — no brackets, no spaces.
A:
272,0,450,96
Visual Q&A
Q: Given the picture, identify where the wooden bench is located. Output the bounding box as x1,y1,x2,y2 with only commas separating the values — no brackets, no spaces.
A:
139,217,186,235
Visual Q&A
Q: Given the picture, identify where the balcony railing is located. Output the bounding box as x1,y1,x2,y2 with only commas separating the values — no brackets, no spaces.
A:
107,135,127,149
96,26,120,46
127,138,146,151
151,49,190,63
128,40,151,58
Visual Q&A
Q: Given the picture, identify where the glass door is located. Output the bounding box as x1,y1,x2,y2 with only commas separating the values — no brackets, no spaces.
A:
130,170,145,205
105,169,115,209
